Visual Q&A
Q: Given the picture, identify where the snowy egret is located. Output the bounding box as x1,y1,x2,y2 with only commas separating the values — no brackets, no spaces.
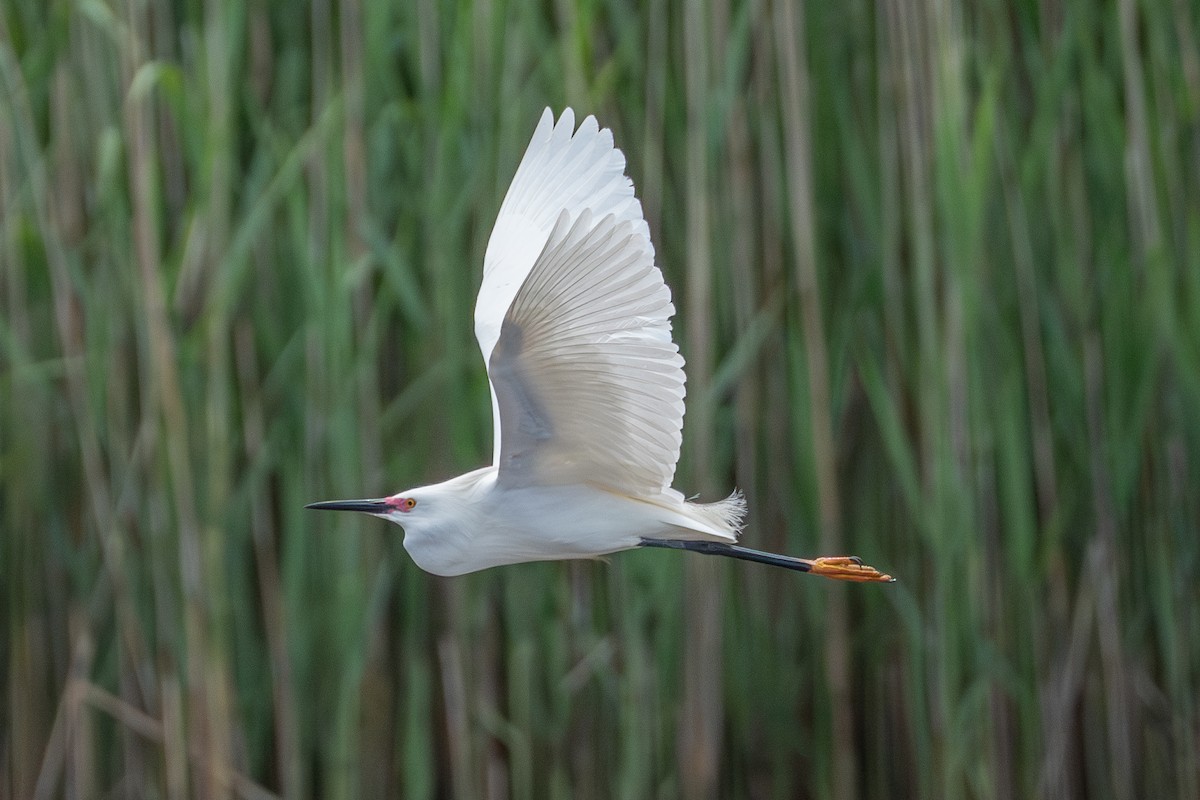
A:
307,108,893,583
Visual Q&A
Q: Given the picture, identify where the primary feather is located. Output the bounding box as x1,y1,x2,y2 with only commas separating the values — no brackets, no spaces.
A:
476,109,659,468
480,109,688,499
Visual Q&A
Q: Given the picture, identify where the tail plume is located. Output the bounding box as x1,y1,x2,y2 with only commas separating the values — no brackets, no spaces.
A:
688,489,747,538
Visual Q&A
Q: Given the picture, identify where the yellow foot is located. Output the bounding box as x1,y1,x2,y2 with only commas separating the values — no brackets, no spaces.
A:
805,556,895,583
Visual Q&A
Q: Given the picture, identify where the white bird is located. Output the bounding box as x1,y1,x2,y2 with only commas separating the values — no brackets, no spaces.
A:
308,108,892,583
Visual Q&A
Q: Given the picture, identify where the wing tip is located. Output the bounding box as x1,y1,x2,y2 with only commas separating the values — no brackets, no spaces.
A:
554,107,576,137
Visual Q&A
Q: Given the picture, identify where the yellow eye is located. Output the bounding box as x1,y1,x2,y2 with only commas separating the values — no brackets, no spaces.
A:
402,497,417,511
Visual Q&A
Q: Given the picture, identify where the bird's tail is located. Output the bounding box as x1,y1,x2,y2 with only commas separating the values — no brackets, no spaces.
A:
685,489,747,539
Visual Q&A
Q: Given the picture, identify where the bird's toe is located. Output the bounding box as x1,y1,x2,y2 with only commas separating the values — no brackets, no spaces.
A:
809,556,894,583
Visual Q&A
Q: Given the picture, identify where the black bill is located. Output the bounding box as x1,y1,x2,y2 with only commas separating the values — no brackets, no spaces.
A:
305,499,391,513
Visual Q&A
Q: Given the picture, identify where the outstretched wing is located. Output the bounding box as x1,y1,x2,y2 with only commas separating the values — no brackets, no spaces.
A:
476,109,685,495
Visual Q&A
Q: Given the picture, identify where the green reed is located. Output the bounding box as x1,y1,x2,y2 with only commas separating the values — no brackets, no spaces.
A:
2,0,1198,797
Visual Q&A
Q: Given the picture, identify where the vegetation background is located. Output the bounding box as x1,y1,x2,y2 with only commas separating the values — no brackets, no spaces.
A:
3,0,1198,797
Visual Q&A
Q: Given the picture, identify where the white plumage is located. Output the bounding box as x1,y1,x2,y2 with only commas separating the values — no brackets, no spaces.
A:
307,108,892,584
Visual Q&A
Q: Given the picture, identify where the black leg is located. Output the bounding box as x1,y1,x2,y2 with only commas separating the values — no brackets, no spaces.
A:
639,538,893,582
640,538,817,572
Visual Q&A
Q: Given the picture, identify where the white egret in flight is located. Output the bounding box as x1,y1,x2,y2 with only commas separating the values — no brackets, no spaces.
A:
308,108,893,583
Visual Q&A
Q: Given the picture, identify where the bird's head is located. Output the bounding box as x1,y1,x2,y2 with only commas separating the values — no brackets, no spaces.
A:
305,490,428,528
307,469,494,575
307,482,484,576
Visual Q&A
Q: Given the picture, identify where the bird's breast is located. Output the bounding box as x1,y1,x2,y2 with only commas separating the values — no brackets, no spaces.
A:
400,484,665,575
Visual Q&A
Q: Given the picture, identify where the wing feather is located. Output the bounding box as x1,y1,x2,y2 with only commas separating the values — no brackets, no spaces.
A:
488,206,685,494
476,109,655,467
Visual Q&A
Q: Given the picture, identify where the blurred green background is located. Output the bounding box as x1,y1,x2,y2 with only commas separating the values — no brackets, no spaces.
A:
3,0,1199,797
